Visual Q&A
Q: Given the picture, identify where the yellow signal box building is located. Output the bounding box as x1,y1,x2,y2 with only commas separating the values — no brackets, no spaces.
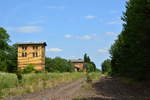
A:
17,42,47,70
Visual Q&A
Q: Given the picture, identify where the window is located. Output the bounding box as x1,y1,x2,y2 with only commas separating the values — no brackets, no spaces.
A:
35,52,38,57
22,46,27,50
33,46,38,50
33,52,38,57
35,46,38,49
22,52,27,57
33,52,35,57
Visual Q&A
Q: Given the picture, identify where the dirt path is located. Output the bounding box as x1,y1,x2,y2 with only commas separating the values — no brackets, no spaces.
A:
5,76,150,100
79,76,150,100
6,78,85,100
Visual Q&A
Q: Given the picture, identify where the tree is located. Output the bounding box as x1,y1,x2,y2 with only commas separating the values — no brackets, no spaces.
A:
0,27,10,72
7,44,17,73
110,0,150,80
101,59,111,73
90,62,96,72
45,57,74,72
0,27,10,50
85,63,95,72
84,53,96,72
45,57,57,72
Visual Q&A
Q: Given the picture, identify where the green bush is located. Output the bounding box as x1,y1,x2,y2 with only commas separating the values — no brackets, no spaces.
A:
86,74,92,83
16,71,23,83
45,57,74,72
23,64,35,74
101,59,111,74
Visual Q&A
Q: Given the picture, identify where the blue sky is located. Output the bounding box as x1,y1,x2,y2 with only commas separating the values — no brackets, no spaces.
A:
0,0,127,69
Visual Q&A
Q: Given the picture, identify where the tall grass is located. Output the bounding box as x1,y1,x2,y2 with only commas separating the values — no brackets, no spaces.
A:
86,72,101,82
0,72,85,98
0,72,18,91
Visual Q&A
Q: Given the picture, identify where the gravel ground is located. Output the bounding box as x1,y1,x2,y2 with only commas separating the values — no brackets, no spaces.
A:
80,76,150,100
5,78,85,100
5,76,150,100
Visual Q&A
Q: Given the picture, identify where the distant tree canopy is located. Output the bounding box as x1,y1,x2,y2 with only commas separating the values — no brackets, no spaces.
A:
84,53,96,72
108,0,150,80
0,27,17,72
101,59,111,73
84,53,91,63
45,57,74,72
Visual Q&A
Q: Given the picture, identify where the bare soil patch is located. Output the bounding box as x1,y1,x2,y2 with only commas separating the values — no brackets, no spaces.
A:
5,78,85,100
77,76,150,100
5,75,150,100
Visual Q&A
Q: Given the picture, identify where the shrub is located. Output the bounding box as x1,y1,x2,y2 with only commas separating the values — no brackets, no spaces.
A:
23,64,35,74
86,74,92,83
16,71,22,83
101,59,111,74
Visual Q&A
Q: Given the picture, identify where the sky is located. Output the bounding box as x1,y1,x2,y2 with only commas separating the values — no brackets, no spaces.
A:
0,0,127,69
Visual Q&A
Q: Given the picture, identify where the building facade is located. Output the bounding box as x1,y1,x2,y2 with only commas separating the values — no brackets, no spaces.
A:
17,42,47,70
70,59,85,71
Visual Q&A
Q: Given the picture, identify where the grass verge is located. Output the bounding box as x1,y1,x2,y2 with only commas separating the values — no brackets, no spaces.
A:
0,72,85,99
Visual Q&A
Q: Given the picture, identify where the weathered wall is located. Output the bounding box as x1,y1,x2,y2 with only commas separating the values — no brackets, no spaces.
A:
72,62,84,71
18,44,45,70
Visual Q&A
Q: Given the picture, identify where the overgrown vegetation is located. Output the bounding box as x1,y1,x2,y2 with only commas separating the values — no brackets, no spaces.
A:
83,53,97,72
0,28,17,73
22,64,35,74
103,0,150,81
101,59,111,74
86,72,101,83
45,57,75,72
0,72,86,98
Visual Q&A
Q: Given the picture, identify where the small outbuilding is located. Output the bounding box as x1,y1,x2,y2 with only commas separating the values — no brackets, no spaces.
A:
70,59,85,71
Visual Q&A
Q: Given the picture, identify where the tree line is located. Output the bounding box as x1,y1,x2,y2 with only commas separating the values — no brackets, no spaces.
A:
45,53,98,73
0,28,17,73
0,28,97,73
102,0,150,81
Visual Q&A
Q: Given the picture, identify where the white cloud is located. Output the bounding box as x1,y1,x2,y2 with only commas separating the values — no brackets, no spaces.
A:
79,34,96,40
9,26,42,33
47,48,63,52
47,6,65,9
84,15,96,19
64,34,72,38
105,32,117,36
107,21,122,25
98,49,108,54
82,35,92,40
64,33,96,40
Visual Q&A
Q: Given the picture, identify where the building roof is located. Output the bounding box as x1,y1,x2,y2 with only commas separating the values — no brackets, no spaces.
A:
69,59,84,63
17,42,47,46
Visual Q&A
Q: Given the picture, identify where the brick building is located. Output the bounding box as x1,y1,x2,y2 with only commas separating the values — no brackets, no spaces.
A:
70,59,85,71
17,42,47,70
